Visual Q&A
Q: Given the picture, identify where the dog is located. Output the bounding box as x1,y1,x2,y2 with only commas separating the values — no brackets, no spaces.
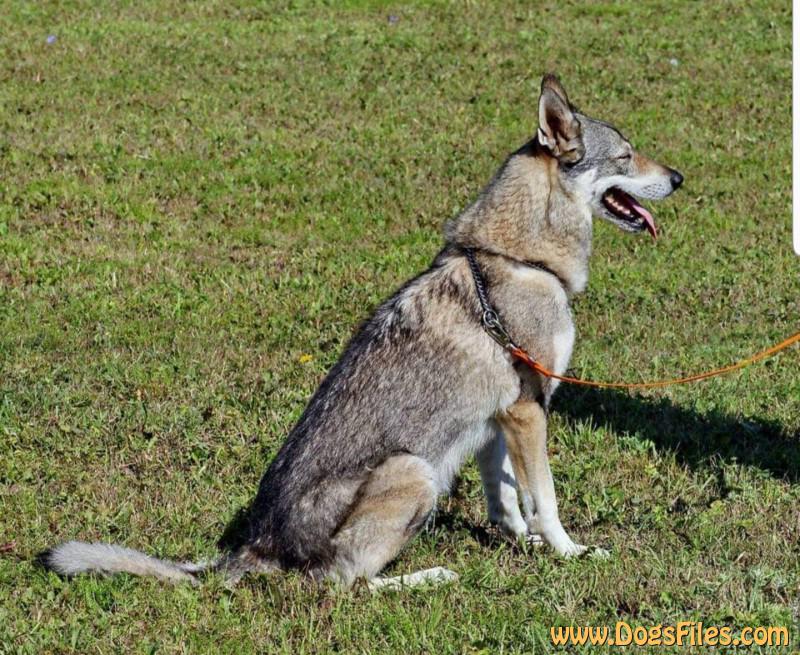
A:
44,74,683,589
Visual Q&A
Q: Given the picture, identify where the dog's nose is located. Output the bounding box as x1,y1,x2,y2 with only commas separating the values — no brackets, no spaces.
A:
669,169,684,190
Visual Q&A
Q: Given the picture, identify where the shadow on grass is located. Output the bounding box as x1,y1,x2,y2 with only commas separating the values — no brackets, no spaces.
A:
553,385,800,483
218,506,251,552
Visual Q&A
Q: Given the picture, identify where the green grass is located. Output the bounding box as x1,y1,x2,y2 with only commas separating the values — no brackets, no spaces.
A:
0,1,796,652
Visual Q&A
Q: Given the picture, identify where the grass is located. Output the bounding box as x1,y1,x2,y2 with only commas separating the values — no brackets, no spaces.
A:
0,0,796,652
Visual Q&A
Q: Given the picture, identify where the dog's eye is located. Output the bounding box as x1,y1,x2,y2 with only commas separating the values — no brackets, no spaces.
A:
617,153,632,161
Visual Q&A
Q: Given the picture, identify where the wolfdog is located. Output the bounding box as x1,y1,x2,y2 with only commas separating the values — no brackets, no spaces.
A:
45,75,683,588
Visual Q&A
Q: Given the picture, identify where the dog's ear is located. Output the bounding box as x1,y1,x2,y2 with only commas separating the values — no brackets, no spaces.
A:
537,74,584,164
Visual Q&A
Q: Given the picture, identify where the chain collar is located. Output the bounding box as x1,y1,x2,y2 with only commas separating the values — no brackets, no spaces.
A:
463,246,565,352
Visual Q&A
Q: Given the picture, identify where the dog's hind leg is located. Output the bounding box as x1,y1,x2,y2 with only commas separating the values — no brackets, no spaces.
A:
328,454,456,589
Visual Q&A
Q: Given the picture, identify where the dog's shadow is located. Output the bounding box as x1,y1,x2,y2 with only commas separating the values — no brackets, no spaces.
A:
552,385,800,483
218,506,251,552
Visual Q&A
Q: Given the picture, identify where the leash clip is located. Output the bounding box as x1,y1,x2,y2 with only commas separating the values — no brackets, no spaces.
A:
482,309,515,350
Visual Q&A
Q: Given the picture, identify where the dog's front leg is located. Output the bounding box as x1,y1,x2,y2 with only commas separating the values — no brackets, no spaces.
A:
496,399,587,557
476,424,529,540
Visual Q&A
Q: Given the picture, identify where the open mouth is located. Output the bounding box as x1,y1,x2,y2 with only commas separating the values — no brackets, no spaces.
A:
601,187,657,239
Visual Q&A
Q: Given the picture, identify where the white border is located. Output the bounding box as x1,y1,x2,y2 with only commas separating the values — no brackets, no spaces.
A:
794,1,799,254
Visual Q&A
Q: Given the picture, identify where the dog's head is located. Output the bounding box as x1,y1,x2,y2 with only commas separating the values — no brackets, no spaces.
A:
537,74,683,239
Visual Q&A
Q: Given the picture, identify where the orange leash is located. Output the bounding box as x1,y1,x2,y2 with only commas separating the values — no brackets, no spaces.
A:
508,330,800,389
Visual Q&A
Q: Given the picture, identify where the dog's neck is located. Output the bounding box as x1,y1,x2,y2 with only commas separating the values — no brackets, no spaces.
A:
444,140,592,295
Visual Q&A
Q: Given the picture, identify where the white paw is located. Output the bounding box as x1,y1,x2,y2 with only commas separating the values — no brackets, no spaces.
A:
541,526,586,557
556,541,588,558
419,566,459,584
368,566,458,591
539,520,597,558
491,515,529,540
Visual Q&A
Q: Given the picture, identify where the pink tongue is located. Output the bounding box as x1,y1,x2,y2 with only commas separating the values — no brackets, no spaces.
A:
628,196,657,240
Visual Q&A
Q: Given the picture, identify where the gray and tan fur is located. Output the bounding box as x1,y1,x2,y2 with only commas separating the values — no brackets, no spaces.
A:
45,75,683,588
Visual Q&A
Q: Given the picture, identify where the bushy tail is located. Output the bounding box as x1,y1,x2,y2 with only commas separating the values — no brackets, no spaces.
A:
43,541,215,585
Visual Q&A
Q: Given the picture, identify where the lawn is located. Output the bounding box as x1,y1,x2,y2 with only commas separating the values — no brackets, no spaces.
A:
0,1,796,653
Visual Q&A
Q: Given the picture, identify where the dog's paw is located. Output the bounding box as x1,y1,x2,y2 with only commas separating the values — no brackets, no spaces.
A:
543,529,587,557
557,541,588,558
555,542,611,559
368,566,458,591
538,522,593,558
490,515,529,541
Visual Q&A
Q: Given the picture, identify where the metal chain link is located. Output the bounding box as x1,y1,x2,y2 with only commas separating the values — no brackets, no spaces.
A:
463,248,517,350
